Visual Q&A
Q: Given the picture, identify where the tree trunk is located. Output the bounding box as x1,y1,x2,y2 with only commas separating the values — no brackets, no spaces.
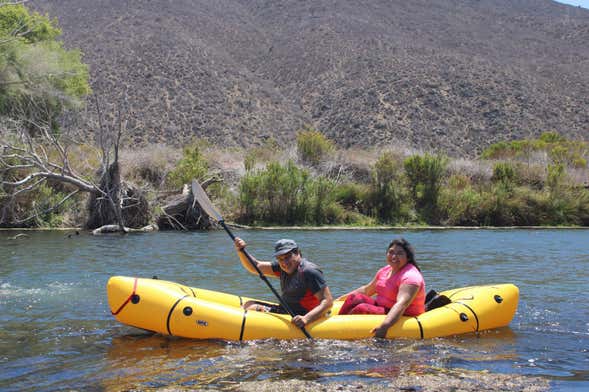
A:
85,161,150,230
156,181,217,230
85,161,123,230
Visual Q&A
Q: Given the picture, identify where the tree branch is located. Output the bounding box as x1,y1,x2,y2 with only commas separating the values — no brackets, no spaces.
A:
12,177,46,197
14,189,80,225
3,171,95,192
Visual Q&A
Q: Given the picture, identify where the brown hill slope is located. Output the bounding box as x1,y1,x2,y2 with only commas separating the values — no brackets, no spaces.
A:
32,0,589,156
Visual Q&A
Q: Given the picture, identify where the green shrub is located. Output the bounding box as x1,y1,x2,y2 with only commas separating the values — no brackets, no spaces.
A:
572,157,587,169
481,141,512,160
439,175,482,225
482,133,588,171
366,152,407,223
546,163,566,193
238,169,261,223
296,128,335,166
27,183,77,227
539,131,566,144
447,174,472,190
166,144,209,188
477,184,517,226
439,186,483,226
0,4,90,127
404,153,448,223
441,180,589,227
545,196,574,225
310,176,337,224
333,182,368,212
237,160,345,225
339,210,376,226
244,153,256,172
492,162,516,183
238,161,311,224
0,4,61,43
491,161,519,193
569,189,589,225
515,163,545,189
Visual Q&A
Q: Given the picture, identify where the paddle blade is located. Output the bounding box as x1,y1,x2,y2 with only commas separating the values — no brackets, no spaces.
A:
191,179,223,222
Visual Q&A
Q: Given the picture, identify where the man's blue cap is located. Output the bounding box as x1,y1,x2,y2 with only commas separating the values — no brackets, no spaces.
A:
273,239,298,257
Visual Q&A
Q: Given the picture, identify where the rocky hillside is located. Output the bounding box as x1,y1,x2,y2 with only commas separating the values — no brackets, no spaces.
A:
31,0,589,156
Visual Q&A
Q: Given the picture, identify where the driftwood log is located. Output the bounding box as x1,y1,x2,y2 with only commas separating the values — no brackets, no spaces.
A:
156,178,220,230
92,224,156,235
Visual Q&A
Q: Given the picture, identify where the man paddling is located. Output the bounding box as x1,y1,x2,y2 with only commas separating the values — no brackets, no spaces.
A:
234,237,333,328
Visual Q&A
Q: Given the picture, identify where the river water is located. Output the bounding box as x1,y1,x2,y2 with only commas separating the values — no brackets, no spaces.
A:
1,229,588,391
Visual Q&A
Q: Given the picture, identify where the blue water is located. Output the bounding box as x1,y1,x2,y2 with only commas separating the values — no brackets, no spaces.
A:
1,229,588,391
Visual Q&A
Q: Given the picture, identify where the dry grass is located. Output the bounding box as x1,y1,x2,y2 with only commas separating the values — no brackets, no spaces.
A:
448,158,493,184
120,145,181,188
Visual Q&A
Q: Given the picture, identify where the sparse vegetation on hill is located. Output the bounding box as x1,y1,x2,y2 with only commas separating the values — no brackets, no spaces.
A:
29,0,589,155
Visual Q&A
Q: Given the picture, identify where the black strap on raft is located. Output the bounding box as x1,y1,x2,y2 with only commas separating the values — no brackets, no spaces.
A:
425,289,452,312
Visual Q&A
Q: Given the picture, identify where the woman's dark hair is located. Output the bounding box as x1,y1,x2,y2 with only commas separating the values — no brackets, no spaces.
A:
387,238,420,271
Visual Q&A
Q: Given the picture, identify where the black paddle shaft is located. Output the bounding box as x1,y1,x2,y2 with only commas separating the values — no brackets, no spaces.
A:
191,180,312,339
218,220,313,339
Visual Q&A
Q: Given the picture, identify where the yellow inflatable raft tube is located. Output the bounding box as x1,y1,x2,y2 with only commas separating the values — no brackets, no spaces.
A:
107,276,518,340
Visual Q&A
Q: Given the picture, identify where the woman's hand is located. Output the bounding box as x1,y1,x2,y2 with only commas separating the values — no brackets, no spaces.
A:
370,283,420,339
371,323,391,338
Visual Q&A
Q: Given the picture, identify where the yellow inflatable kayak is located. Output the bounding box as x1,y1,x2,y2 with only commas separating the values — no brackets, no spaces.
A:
107,276,518,340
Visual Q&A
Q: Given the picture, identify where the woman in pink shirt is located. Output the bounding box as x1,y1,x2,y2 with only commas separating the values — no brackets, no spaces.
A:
338,238,426,338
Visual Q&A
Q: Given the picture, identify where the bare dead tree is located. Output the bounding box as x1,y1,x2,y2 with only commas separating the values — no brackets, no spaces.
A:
0,92,147,231
83,93,150,232
85,96,125,230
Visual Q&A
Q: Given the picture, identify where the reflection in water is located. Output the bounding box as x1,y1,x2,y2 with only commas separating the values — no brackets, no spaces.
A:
101,328,523,390
104,334,231,390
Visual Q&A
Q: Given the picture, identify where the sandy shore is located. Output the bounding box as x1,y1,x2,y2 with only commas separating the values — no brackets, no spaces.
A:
231,372,550,391
150,369,549,391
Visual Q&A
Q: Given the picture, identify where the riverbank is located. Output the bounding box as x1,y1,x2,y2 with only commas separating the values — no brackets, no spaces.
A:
152,371,550,391
3,132,588,230
2,224,589,232
233,224,589,230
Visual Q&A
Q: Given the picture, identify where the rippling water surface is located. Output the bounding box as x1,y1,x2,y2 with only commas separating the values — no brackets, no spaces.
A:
1,229,588,391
